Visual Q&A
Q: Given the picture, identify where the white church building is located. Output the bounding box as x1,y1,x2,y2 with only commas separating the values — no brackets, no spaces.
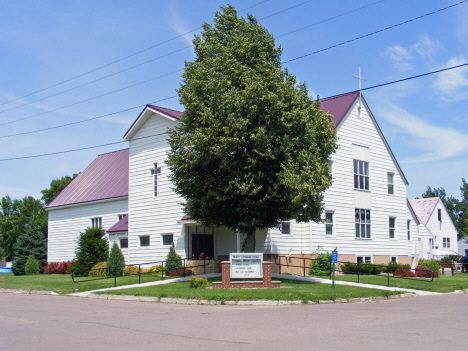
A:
46,92,458,269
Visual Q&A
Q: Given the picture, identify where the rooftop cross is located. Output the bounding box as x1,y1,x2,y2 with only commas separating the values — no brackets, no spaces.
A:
353,67,366,118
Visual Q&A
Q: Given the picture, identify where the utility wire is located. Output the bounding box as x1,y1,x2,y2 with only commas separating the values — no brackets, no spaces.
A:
0,0,462,129
1,61,467,162
0,1,271,108
0,0,313,116
283,0,468,64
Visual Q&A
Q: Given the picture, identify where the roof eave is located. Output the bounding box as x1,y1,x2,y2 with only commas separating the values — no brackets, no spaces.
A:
124,105,180,141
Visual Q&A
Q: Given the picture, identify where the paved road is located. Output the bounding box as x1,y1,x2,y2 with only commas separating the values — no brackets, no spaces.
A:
1,293,467,350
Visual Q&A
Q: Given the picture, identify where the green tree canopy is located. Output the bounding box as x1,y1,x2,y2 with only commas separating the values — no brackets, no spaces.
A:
11,219,47,275
41,173,78,206
106,242,125,276
70,227,109,274
0,195,47,262
167,6,336,251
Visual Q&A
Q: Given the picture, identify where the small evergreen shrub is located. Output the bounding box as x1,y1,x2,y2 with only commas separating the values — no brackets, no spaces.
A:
89,262,107,277
165,243,182,275
148,265,163,276
394,268,415,277
70,227,109,275
383,261,411,273
418,258,441,273
169,268,193,277
416,266,439,278
25,254,40,275
43,261,73,274
440,256,453,263
308,251,332,276
339,262,384,275
106,242,125,277
189,275,208,288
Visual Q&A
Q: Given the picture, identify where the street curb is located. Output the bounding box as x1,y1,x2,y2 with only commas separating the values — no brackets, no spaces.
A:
0,288,59,295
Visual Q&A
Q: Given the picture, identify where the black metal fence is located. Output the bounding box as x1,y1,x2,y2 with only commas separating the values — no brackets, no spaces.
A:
273,255,436,286
71,258,211,288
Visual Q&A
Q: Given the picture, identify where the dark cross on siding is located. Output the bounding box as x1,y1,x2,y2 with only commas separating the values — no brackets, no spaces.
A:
151,163,161,196
353,67,366,119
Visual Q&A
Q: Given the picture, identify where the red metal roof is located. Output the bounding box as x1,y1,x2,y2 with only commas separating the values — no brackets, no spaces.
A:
320,91,359,128
47,149,129,209
107,215,128,233
146,105,183,120
408,197,440,225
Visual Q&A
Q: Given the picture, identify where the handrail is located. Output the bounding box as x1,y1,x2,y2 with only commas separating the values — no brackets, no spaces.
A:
72,257,212,287
272,254,435,286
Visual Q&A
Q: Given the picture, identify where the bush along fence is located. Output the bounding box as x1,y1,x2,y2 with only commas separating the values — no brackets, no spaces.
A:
71,258,211,288
274,254,438,286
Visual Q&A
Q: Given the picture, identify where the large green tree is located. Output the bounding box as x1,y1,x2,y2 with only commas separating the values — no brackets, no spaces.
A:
41,173,78,206
11,219,47,275
0,195,47,262
70,227,109,274
167,6,336,252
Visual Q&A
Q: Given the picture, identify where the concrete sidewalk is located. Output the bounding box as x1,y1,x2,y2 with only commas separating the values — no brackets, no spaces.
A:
69,273,222,297
272,273,442,296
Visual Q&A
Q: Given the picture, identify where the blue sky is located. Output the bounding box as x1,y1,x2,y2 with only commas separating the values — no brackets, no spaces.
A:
0,0,467,201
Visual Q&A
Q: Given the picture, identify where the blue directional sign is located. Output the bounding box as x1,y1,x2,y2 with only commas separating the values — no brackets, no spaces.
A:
332,250,338,264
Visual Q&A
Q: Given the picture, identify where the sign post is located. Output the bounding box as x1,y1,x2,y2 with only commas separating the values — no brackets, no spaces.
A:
331,250,338,288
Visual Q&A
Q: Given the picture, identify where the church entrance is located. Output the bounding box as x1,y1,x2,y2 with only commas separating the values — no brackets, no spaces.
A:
187,226,214,260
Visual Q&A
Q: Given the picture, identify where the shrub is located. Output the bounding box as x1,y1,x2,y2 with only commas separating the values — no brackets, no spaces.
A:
148,265,163,276
89,262,107,277
339,262,384,275
70,227,109,275
123,266,147,276
308,251,332,276
43,261,73,274
165,243,182,276
25,254,40,275
189,275,208,288
394,268,415,277
169,268,193,277
440,256,453,263
416,266,439,278
106,242,125,277
11,219,47,276
384,261,411,273
418,258,441,273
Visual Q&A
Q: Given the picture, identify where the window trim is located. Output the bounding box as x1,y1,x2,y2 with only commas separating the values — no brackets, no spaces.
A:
281,222,291,235
91,217,102,228
353,159,370,191
120,238,128,249
407,220,411,241
324,211,334,236
117,214,127,221
438,209,442,222
387,172,394,195
355,208,371,239
139,235,150,247
357,256,372,264
443,237,450,248
161,233,174,246
389,217,396,240
391,256,397,263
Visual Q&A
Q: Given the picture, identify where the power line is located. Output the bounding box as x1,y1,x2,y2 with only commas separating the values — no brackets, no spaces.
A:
0,96,177,139
0,1,271,108
282,0,468,64
1,0,462,129
2,61,467,162
0,0,314,116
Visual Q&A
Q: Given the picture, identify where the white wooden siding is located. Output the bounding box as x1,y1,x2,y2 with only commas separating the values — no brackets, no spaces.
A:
47,198,128,262
425,201,458,254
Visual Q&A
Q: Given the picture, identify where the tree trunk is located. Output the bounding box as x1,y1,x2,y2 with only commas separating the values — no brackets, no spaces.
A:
243,228,256,252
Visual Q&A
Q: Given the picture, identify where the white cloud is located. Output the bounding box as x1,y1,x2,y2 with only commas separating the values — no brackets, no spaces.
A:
167,6,195,47
432,56,468,101
385,45,413,62
411,35,440,58
377,103,468,163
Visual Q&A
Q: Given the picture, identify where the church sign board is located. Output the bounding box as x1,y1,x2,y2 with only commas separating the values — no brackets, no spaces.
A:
229,253,263,279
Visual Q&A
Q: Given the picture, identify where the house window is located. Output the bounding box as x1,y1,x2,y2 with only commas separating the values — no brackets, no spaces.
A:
162,234,173,246
355,209,371,239
120,238,128,249
389,217,396,239
354,160,369,190
391,256,397,263
151,163,161,197
443,237,450,248
388,173,394,195
118,214,127,221
91,217,102,228
438,209,441,221
429,238,434,249
140,236,150,247
357,256,371,264
325,212,334,235
407,220,411,240
281,222,290,234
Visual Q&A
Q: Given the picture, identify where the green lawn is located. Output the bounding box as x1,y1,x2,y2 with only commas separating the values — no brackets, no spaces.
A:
0,273,168,295
100,277,402,302
333,273,468,293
